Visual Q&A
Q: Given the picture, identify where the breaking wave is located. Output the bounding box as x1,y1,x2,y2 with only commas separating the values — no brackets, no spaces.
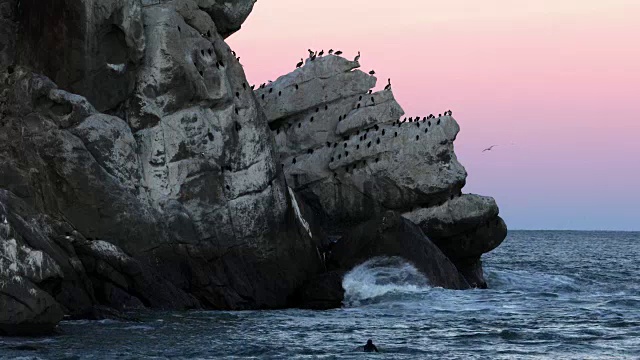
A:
342,257,431,307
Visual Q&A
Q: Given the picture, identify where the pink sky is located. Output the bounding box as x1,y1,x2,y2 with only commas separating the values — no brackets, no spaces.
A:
228,1,640,230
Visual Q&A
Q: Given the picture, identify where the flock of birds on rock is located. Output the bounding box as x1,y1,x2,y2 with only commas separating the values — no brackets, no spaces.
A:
252,50,395,93
394,111,453,126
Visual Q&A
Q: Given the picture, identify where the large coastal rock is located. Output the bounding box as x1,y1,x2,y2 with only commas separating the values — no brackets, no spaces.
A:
255,54,507,285
0,0,507,334
0,0,322,335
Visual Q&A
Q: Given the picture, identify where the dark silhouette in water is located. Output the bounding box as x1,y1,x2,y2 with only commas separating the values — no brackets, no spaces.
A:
363,339,379,353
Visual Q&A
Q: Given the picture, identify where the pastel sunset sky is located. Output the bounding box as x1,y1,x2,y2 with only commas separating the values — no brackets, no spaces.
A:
228,0,640,230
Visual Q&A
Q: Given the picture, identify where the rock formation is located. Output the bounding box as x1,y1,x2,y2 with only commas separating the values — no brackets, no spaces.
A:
0,0,506,334
1,0,321,335
255,54,507,290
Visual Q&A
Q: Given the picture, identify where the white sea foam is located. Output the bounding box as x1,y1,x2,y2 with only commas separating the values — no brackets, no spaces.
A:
342,257,431,307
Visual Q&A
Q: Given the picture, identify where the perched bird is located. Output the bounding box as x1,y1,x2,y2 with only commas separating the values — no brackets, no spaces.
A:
335,50,343,56
384,78,391,90
328,49,334,54
310,52,317,61
354,51,361,62
232,50,236,57
368,90,372,94
482,145,498,152
250,84,255,90
260,83,266,88
318,50,324,57
296,58,304,68
369,70,375,75
308,49,314,57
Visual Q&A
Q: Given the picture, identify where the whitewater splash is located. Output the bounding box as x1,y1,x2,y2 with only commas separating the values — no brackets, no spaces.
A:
342,257,431,307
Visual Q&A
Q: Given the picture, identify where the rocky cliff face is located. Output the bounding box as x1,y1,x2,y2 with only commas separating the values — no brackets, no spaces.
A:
0,0,321,335
255,55,507,287
0,0,506,335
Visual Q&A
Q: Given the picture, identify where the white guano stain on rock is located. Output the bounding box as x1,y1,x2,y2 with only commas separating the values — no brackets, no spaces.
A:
288,187,312,239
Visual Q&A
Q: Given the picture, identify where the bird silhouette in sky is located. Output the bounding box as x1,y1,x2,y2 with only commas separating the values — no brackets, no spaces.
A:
483,145,498,152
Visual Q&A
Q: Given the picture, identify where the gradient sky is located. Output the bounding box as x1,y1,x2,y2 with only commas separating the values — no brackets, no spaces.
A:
228,1,640,230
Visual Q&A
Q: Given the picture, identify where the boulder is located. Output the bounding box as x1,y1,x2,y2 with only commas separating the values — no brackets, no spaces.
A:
0,210,65,335
0,275,64,336
197,0,257,38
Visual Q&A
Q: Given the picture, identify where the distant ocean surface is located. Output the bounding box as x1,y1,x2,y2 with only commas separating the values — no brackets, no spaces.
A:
2,231,639,359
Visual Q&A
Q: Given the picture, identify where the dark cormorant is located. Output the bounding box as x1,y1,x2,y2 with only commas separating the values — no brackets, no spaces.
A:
335,50,343,55
369,70,375,75
296,58,304,68
384,78,391,90
318,50,324,56
354,51,361,62
328,49,334,54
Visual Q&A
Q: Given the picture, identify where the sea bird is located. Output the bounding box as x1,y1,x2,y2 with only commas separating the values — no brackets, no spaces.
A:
384,78,391,90
369,70,375,75
328,49,334,54
335,50,343,56
296,58,304,68
354,51,361,62
483,145,498,152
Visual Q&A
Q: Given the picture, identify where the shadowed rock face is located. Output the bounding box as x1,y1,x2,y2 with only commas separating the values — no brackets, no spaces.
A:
255,54,507,284
197,0,257,38
328,211,469,290
0,0,322,334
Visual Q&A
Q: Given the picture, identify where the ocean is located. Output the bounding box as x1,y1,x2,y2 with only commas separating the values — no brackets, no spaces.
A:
2,231,639,359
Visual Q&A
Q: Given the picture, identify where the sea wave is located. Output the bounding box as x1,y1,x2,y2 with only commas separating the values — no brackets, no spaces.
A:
342,257,431,307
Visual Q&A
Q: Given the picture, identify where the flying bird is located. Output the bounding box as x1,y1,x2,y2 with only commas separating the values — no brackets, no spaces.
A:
482,145,499,152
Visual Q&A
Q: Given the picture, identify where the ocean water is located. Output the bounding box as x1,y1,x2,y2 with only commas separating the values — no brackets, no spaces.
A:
2,231,639,359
